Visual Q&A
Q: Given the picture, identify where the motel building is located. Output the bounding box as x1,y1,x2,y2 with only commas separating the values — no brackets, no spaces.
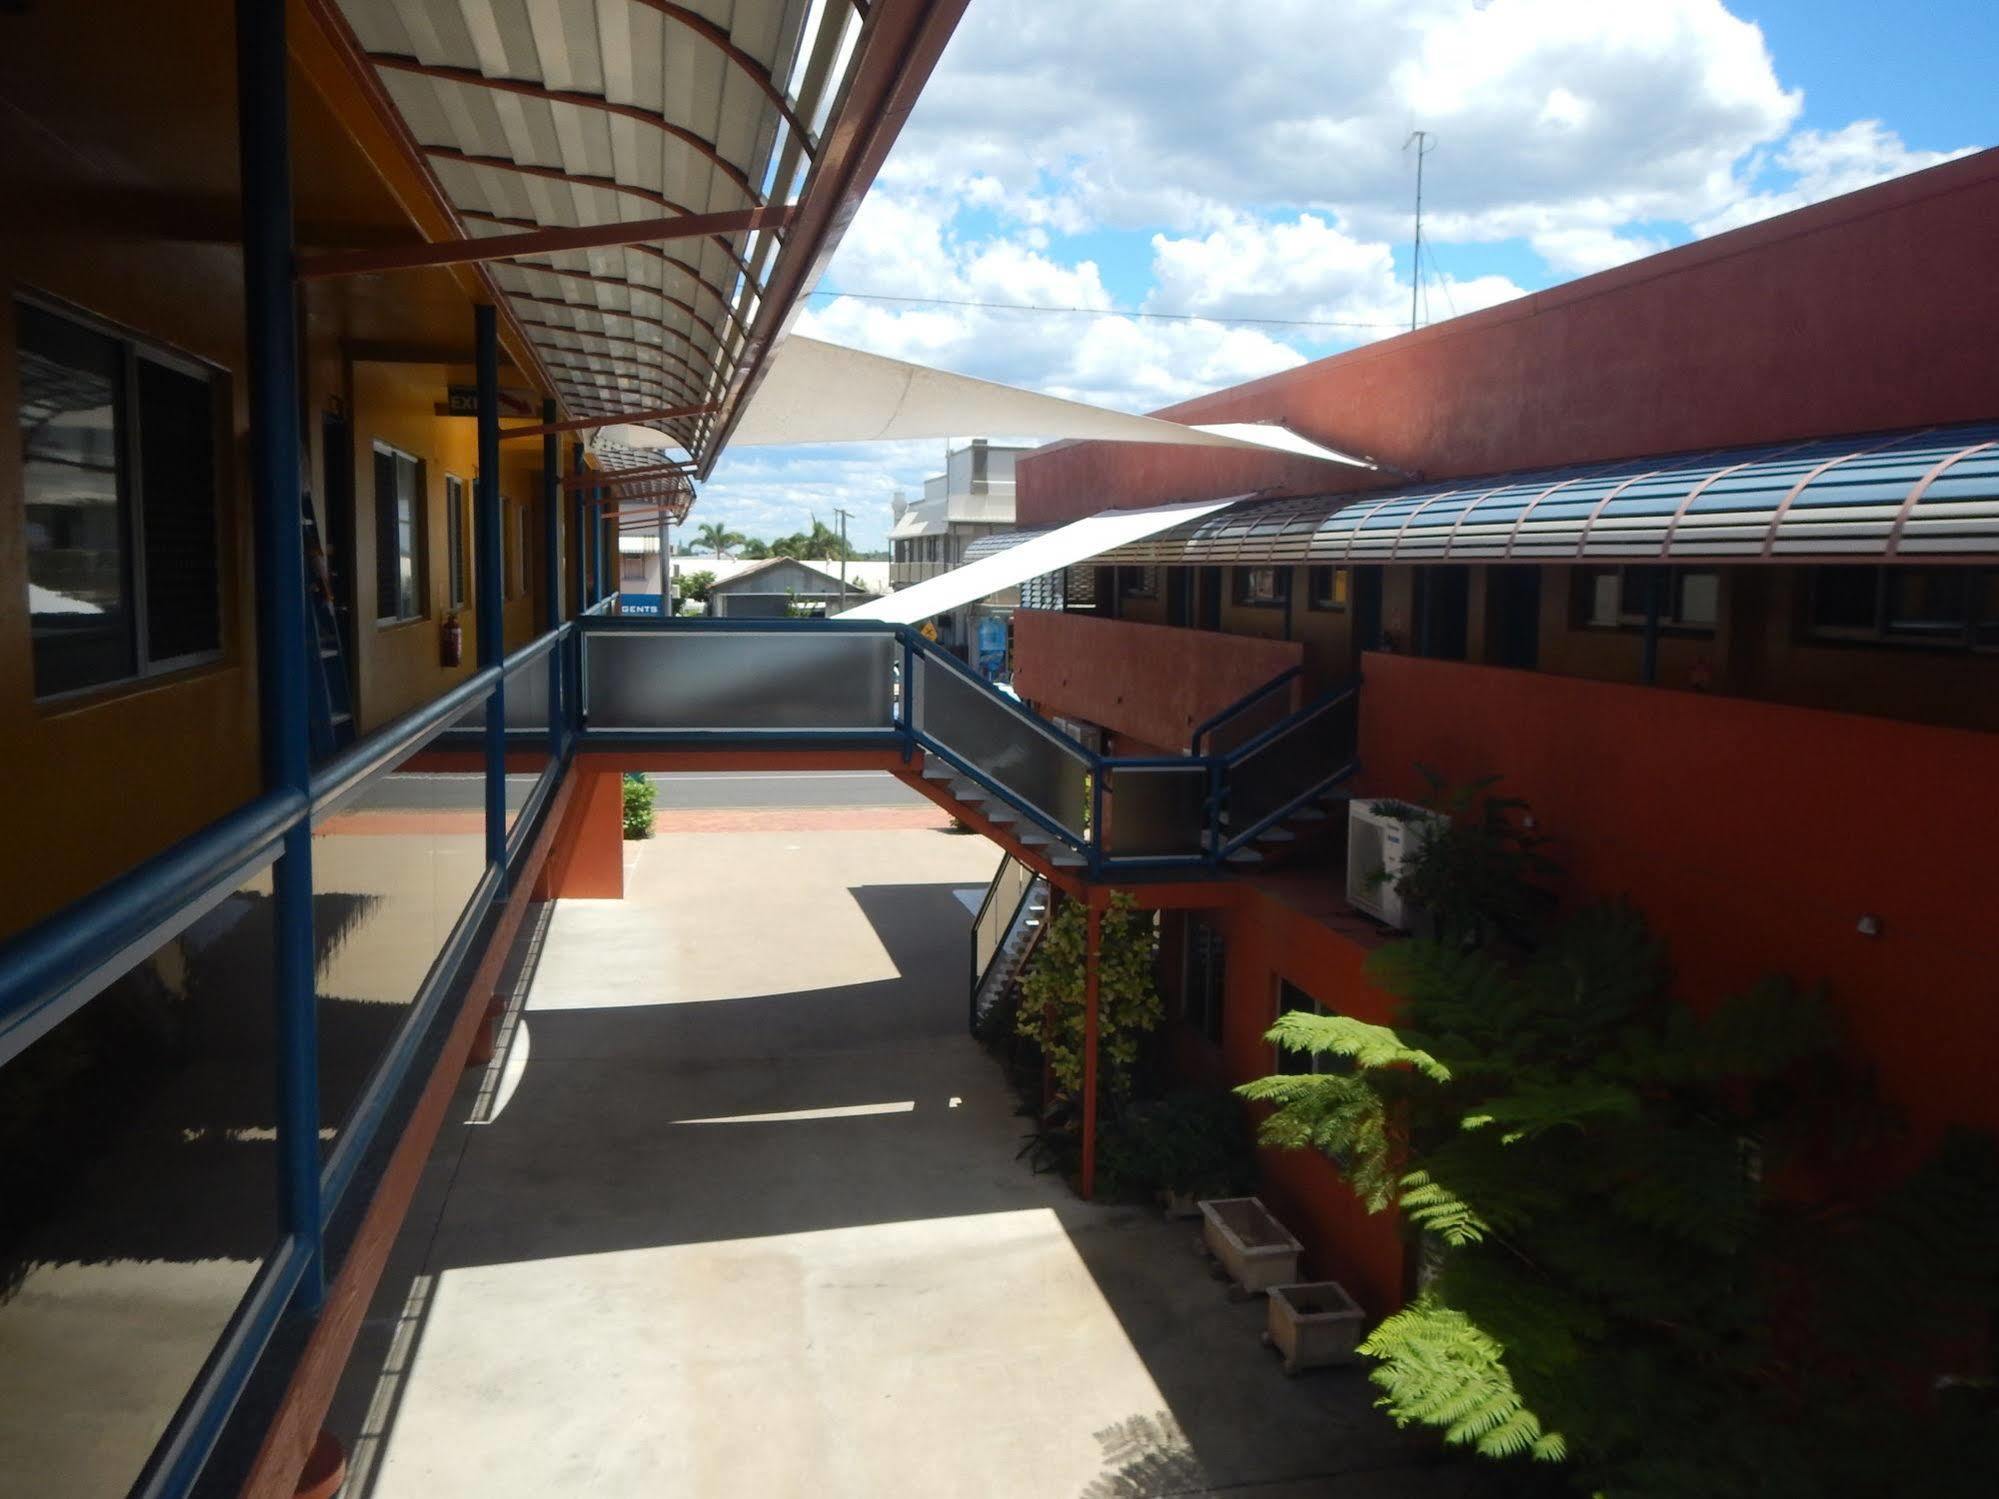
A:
1,4,1997,1499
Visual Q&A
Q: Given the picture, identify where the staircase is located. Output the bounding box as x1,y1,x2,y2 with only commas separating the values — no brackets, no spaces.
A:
967,854,1048,1033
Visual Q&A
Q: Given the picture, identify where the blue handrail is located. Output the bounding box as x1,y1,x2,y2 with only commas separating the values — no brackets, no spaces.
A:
1189,663,1302,755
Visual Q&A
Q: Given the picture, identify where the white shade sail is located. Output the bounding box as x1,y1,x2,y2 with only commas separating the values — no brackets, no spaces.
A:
836,496,1245,623
730,336,1374,467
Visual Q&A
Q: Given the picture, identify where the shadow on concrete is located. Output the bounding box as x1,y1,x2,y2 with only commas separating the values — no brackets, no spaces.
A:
333,878,1485,1499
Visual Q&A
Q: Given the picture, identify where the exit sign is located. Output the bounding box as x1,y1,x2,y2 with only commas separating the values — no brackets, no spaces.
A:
438,385,538,418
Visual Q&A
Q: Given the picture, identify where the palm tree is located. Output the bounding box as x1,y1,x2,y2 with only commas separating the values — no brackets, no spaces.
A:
737,537,771,559
694,521,745,558
768,533,809,560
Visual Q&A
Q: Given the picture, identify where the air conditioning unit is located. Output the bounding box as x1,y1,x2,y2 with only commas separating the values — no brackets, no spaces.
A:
1345,800,1445,930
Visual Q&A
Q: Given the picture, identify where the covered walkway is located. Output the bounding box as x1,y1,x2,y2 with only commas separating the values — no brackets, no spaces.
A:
325,806,1473,1497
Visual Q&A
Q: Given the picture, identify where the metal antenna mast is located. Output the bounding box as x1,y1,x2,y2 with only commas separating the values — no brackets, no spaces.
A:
1405,130,1435,332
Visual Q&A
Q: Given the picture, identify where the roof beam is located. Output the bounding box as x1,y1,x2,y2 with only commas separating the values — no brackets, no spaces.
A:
499,404,716,441
628,1,815,154
297,204,795,280
428,149,756,281
479,220,747,339
368,53,762,203
564,461,695,490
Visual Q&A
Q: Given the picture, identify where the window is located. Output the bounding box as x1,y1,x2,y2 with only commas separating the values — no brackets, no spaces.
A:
445,475,468,608
372,444,426,622
1184,916,1226,1046
1577,565,1719,632
1274,980,1352,1077
1231,566,1290,608
507,500,528,600
1117,565,1158,599
1307,565,1350,611
1806,565,1998,651
17,298,222,698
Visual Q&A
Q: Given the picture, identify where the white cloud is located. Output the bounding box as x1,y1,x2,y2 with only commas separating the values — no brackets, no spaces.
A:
1693,120,1978,236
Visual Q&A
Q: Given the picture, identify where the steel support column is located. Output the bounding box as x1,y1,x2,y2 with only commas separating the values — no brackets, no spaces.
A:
1079,897,1103,1201
1641,568,1665,685
239,0,323,1305
475,305,507,875
541,399,562,757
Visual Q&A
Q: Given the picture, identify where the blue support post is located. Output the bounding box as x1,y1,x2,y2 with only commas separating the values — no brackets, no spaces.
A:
1641,568,1665,685
542,400,562,759
236,0,322,1304
475,306,507,876
593,492,606,609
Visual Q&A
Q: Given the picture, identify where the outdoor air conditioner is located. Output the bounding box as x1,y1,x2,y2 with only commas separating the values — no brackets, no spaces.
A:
1345,800,1444,931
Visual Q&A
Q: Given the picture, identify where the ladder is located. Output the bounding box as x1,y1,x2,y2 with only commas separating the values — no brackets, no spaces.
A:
302,493,355,761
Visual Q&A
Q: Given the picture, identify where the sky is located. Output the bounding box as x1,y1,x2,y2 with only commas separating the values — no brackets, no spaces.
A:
692,0,1995,551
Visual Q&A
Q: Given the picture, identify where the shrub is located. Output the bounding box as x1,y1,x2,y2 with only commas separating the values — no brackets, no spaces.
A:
1015,892,1160,1104
1098,1090,1256,1203
621,771,656,839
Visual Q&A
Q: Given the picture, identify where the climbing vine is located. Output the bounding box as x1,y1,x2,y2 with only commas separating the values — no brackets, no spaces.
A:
1016,892,1161,1103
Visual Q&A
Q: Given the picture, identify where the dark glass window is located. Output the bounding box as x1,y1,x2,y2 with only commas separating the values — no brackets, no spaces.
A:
1578,565,1719,632
17,299,221,697
445,475,467,608
1231,566,1290,607
1307,565,1349,611
1276,980,1352,1077
1806,565,1996,651
1185,916,1226,1046
1118,565,1158,599
373,445,424,622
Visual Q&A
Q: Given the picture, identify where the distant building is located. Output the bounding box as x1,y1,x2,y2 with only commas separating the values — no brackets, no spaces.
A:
614,541,888,615
888,439,1030,652
888,439,1027,588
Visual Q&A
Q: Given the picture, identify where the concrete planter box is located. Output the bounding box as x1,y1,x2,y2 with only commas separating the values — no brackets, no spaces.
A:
1261,1280,1366,1374
1198,1196,1303,1298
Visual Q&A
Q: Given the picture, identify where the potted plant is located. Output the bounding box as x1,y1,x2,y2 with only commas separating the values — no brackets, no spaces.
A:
1197,1196,1303,1299
1261,1280,1366,1375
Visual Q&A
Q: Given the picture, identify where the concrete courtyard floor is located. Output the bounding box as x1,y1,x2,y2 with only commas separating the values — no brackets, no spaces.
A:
327,812,1482,1498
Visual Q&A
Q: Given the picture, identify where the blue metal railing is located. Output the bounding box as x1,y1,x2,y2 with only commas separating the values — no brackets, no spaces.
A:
0,610,1361,1499
1189,663,1302,756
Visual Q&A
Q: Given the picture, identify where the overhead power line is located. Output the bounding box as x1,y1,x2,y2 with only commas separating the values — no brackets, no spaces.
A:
803,287,1404,332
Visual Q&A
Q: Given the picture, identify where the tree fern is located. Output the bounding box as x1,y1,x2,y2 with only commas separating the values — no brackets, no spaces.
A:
1360,1299,1567,1462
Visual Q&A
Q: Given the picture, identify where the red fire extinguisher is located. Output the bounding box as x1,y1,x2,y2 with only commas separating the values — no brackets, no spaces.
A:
440,611,464,668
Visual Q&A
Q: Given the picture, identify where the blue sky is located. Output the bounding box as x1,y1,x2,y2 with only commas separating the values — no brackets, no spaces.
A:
694,0,1995,550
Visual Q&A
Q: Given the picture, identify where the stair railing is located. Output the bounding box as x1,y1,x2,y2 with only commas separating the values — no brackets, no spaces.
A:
1189,664,1302,757
1211,678,1363,858
968,853,1039,1031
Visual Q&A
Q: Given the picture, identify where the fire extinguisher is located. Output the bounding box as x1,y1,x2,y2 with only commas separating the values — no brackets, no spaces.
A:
440,611,464,668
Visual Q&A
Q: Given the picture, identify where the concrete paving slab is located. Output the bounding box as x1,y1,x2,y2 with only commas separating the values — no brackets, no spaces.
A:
327,824,1483,1499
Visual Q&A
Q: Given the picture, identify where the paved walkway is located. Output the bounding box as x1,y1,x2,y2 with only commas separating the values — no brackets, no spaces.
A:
328,819,1477,1498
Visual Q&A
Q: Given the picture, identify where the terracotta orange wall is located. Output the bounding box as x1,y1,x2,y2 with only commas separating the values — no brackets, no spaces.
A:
1358,652,1999,1144
1162,887,1406,1314
1013,610,1301,753
1019,149,1999,525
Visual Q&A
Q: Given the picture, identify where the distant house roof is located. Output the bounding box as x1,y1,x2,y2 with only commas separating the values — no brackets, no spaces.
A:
708,557,888,597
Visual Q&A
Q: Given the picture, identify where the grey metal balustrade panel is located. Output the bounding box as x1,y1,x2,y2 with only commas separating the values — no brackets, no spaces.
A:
586,629,896,731
914,657,1089,839
1204,691,1292,758
1104,763,1210,859
1227,694,1359,838
504,651,550,729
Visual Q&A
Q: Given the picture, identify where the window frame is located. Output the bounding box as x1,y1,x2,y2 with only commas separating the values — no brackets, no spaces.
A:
1804,564,1997,653
1117,564,1159,601
372,441,428,626
1306,565,1350,612
506,498,529,602
1273,978,1351,1077
1182,914,1227,1048
1231,565,1290,609
1574,564,1720,635
17,292,228,703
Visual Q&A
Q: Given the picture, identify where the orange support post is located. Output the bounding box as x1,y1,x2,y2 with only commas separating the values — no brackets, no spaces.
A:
1079,897,1102,1201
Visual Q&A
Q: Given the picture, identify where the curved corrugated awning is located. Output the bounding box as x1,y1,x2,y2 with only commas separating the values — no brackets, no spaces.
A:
311,0,965,485
1104,424,1999,566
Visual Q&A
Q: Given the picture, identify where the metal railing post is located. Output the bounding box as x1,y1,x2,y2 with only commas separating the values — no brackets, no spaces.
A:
237,0,322,1305
475,305,507,878
542,399,562,759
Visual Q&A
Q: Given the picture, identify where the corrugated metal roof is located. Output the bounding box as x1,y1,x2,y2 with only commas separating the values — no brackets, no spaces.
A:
330,0,869,469
1102,424,1999,567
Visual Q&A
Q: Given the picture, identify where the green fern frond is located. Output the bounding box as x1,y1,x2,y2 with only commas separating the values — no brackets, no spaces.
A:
1263,1010,1452,1081
1360,1299,1566,1463
1460,1081,1641,1141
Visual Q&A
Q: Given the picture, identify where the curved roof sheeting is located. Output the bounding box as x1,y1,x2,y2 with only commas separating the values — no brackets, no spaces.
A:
1103,424,1999,567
